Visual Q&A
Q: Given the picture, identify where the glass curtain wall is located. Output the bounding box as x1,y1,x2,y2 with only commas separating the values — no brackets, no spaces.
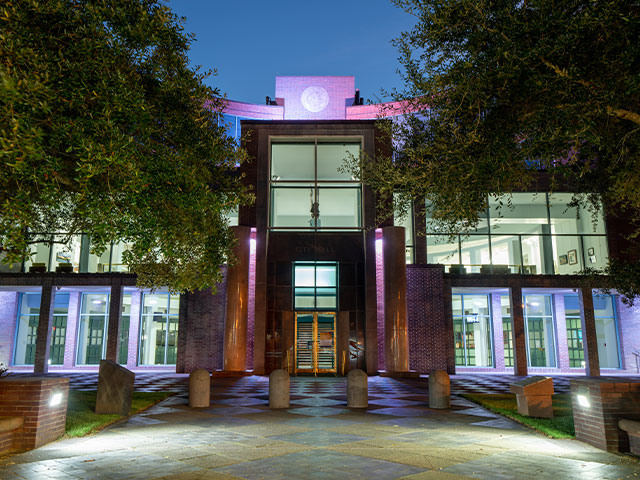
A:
77,293,109,365
425,193,608,274
452,294,493,367
593,295,620,368
270,141,362,230
13,292,70,366
524,294,557,367
139,293,179,365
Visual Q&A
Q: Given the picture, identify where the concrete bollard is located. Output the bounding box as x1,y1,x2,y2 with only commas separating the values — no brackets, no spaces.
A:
189,369,211,408
428,370,450,409
269,369,290,408
347,369,368,408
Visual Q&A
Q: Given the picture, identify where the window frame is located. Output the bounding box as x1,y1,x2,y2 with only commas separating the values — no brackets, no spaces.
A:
268,136,364,231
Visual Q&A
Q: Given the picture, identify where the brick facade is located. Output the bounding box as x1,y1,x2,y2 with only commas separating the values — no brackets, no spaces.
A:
406,265,455,374
176,269,227,373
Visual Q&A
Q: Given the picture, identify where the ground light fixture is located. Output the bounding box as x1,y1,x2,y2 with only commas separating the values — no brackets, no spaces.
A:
577,394,590,408
49,392,63,407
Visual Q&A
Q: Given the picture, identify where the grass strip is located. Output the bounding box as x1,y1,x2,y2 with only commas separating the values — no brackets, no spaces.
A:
460,393,575,439
65,390,174,437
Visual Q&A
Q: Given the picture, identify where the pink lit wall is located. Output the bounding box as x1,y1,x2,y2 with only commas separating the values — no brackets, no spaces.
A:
276,76,354,120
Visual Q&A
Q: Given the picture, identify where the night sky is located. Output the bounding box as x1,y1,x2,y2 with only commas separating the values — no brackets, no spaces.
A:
168,0,415,105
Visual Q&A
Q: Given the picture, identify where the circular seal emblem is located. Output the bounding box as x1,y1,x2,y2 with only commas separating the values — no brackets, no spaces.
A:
301,86,329,113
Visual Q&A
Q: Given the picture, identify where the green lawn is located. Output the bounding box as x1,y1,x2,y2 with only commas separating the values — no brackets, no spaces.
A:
65,391,174,437
460,393,575,439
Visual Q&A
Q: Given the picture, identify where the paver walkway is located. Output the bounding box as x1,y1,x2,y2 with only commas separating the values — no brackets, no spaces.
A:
1,376,639,479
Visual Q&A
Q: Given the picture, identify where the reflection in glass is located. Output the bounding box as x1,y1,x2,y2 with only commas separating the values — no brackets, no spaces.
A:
564,295,584,368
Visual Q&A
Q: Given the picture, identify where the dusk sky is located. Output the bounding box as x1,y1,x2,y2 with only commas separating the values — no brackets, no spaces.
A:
168,0,416,105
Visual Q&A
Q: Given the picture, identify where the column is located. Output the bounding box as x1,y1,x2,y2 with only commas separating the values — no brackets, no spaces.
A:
554,294,570,371
224,226,251,372
509,286,528,376
34,278,55,374
382,226,409,373
105,279,123,363
364,228,379,375
579,287,600,377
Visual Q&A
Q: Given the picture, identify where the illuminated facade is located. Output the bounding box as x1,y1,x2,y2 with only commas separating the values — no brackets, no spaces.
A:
1,76,638,377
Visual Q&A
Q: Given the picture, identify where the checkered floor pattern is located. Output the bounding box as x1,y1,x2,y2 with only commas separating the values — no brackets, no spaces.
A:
2,375,640,480
12,371,640,394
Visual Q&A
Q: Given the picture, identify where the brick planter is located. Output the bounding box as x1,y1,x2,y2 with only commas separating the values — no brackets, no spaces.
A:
571,378,640,452
0,376,69,453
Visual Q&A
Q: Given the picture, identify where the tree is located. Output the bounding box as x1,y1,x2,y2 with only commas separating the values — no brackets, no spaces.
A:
354,0,640,300
0,0,251,291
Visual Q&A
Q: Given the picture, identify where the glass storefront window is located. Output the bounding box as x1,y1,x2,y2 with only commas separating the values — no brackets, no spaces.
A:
139,293,179,365
13,293,41,365
524,294,556,367
77,293,109,365
316,143,359,180
452,294,493,367
489,193,548,235
13,292,70,366
271,187,315,228
501,296,514,367
593,295,620,368
118,293,132,365
460,235,491,273
564,295,585,368
294,263,337,310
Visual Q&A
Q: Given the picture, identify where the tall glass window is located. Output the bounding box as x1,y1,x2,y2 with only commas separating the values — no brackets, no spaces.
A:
593,295,620,369
270,141,362,230
118,293,132,365
564,295,585,368
139,293,179,365
425,193,608,274
452,294,493,367
13,292,70,366
524,294,557,367
501,296,514,367
294,263,338,310
77,293,109,365
13,293,41,365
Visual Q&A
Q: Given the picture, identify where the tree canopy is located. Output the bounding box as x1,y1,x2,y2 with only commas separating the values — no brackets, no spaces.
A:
356,0,640,299
1,0,250,291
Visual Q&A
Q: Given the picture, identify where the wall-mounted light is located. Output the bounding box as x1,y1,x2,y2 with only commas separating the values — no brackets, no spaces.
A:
49,392,63,407
577,394,590,408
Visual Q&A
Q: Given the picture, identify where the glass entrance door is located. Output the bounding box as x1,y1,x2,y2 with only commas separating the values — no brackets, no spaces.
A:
295,312,336,374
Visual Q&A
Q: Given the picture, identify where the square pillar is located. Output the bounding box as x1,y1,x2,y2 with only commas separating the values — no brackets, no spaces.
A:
579,287,600,377
509,286,528,376
34,279,56,374
105,279,123,363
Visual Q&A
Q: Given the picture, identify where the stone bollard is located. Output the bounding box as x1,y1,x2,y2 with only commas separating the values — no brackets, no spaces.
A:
347,369,368,408
189,369,211,408
428,370,450,409
269,369,290,408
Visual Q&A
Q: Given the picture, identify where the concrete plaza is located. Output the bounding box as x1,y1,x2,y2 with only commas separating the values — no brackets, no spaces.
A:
1,376,639,480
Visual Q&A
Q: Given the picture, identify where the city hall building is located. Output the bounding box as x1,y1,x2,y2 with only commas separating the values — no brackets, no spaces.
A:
1,76,639,378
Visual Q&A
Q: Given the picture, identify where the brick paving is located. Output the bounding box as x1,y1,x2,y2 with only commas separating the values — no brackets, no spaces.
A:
0,375,639,479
